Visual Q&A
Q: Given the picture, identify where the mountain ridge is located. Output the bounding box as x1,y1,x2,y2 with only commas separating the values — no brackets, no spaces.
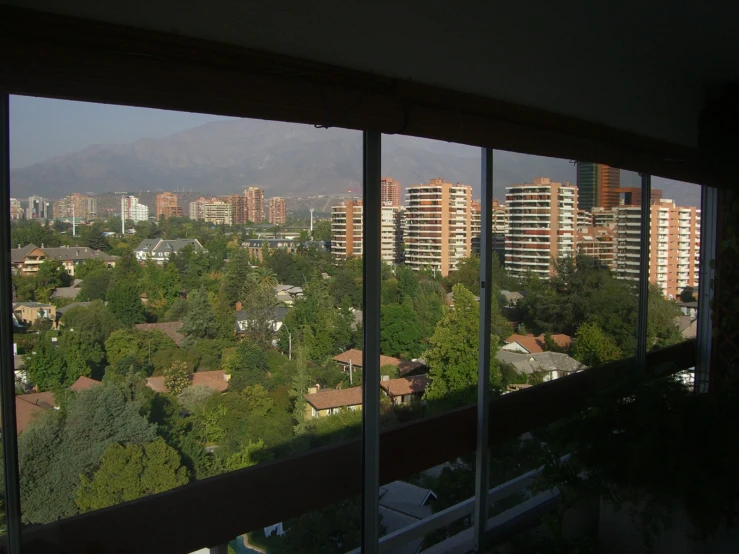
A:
10,118,700,207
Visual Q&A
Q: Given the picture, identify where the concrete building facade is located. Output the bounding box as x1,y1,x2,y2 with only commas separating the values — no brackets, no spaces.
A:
121,195,149,223
203,199,233,226
155,192,181,219
576,162,620,211
404,179,473,277
381,177,401,207
245,187,265,223
505,178,578,278
331,200,402,264
53,193,98,220
267,197,287,225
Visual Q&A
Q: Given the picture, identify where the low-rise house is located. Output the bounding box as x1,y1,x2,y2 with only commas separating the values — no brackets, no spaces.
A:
274,284,303,305
496,350,585,382
332,349,427,376
677,300,698,317
13,376,102,433
11,244,116,276
13,302,56,326
134,238,205,264
134,321,186,346
378,481,437,554
50,279,83,300
145,370,230,394
243,239,299,262
675,315,698,339
501,333,572,354
500,289,524,306
380,375,429,405
235,306,288,335
304,386,363,418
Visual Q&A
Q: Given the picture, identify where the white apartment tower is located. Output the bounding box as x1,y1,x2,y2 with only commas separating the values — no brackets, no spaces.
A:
404,179,473,277
505,178,577,278
331,200,402,264
121,195,149,223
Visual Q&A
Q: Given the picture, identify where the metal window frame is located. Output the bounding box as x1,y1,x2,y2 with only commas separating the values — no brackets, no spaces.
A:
473,148,494,552
0,93,23,553
695,185,717,393
636,173,652,370
362,131,382,554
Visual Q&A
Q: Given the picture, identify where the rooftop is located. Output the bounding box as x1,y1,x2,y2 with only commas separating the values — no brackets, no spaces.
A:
503,333,572,354
304,387,363,411
380,375,429,397
333,349,427,375
496,350,586,375
146,370,229,394
134,321,186,346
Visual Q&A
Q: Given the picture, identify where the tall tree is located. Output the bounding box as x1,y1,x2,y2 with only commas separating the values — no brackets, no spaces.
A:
571,322,622,368
180,287,218,342
60,300,121,345
76,438,188,512
106,278,145,327
35,260,71,302
220,249,252,306
424,284,502,409
380,303,423,359
24,335,68,391
78,268,113,301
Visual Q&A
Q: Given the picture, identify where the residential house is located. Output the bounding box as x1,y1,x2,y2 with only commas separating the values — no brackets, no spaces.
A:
134,321,186,346
380,375,429,405
50,279,83,300
11,244,116,277
134,238,205,264
145,370,230,394
499,289,524,306
378,481,437,554
244,239,299,262
13,302,56,326
333,349,427,376
273,284,303,306
675,315,698,339
56,301,93,324
496,350,585,382
304,386,363,418
501,333,572,354
12,376,102,433
235,306,288,335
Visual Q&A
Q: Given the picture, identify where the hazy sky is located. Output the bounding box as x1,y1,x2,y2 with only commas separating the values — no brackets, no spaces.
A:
9,95,227,169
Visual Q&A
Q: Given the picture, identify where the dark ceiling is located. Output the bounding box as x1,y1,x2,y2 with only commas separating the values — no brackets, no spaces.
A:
4,0,738,148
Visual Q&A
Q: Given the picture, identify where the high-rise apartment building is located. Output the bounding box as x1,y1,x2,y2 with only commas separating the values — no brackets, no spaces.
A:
10,198,23,221
617,187,663,207
591,207,617,229
381,177,401,207
155,192,181,219
577,209,593,231
268,197,287,225
577,162,621,211
121,195,149,223
613,198,701,298
331,200,402,264
331,200,363,260
577,226,615,269
53,193,97,220
245,187,265,223
404,179,473,276
27,195,49,219
189,197,209,220
203,199,233,226
505,178,578,278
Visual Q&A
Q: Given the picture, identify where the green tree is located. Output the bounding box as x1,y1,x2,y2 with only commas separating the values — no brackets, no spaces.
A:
58,331,105,382
380,303,423,359
220,249,252,306
76,438,188,512
313,220,332,243
571,322,622,368
82,222,111,251
78,268,113,301
224,439,266,471
35,260,71,302
59,300,121,345
180,287,218,342
24,335,68,391
106,278,145,327
241,384,274,416
225,341,269,390
424,284,502,408
239,281,280,347
104,328,176,368
19,384,157,523
73,257,106,279
164,361,192,395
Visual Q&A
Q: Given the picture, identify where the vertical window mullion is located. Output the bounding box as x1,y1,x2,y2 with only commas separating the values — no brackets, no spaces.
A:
0,93,23,553
695,186,717,392
473,148,494,552
636,173,652,370
361,131,381,554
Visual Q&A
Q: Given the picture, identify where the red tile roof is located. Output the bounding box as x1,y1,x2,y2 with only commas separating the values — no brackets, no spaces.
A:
380,375,429,397
13,392,56,433
332,349,426,375
503,333,572,354
134,321,185,346
304,387,363,411
146,370,229,394
70,376,102,392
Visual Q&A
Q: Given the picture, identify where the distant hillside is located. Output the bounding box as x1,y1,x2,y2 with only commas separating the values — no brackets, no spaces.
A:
9,118,700,207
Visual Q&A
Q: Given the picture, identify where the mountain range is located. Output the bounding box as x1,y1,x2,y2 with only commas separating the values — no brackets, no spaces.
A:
9,118,700,207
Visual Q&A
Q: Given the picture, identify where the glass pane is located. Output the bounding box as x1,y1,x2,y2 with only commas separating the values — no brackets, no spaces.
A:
10,95,361,550
367,135,482,550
